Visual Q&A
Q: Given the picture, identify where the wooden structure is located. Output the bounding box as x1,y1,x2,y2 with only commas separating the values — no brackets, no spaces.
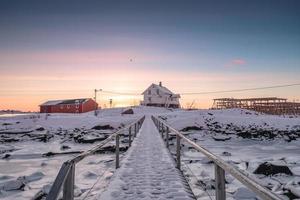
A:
212,97,300,115
46,116,145,200
152,116,283,200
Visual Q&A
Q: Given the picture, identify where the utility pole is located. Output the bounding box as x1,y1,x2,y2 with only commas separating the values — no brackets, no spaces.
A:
94,89,102,116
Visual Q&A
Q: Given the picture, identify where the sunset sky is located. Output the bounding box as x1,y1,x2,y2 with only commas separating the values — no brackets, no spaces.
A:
0,0,300,111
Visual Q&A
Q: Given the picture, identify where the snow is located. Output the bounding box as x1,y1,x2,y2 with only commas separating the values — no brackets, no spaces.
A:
99,116,195,200
159,109,300,199
0,106,299,199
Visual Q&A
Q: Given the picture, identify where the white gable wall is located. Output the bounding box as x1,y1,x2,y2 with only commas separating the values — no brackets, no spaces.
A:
141,84,180,107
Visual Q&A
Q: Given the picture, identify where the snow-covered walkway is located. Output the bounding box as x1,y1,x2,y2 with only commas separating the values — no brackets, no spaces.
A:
99,116,195,200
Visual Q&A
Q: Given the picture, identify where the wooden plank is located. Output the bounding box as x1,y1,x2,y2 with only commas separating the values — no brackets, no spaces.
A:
215,164,226,200
63,163,75,200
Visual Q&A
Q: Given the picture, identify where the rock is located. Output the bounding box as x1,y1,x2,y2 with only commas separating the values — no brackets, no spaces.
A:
212,135,231,141
180,126,203,132
1,180,25,191
284,188,300,199
253,162,293,176
2,154,11,159
0,175,14,180
121,109,134,114
92,124,114,130
199,157,214,164
74,135,107,143
18,172,45,183
35,127,45,131
234,187,257,199
84,171,98,179
32,184,52,200
222,151,232,156
60,145,71,150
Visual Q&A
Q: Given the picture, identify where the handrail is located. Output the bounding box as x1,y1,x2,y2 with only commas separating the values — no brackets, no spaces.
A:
46,115,145,200
151,116,283,200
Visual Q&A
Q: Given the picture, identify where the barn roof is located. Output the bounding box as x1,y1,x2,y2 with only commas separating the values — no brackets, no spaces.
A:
40,98,91,106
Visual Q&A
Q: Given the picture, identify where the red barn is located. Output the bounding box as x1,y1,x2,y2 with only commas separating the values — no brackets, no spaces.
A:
40,98,98,113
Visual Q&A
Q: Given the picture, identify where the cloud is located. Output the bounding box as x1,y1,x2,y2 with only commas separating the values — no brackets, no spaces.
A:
225,59,246,68
232,59,246,65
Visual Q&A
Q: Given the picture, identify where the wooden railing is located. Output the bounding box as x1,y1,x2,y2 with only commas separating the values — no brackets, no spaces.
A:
46,116,145,200
151,116,283,200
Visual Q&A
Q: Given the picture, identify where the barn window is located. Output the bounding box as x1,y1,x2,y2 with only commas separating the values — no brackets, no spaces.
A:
156,89,159,95
148,90,151,95
60,105,63,109
67,105,70,109
76,104,79,108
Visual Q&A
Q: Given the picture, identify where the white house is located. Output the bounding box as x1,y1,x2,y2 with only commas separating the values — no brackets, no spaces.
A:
141,82,180,108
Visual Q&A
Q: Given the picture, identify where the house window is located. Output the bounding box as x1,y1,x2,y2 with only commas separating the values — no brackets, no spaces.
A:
148,97,151,102
148,90,151,95
156,89,159,95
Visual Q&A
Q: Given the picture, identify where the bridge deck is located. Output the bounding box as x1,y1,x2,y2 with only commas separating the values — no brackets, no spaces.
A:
99,116,195,200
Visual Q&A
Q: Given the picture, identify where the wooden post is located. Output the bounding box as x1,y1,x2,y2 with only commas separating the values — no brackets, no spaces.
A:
166,127,169,148
116,134,120,169
129,126,132,147
134,123,137,137
176,134,181,170
158,121,160,132
63,163,75,200
215,164,226,200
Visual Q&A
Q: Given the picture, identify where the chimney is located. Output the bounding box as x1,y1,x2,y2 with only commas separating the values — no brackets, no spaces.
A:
159,81,162,86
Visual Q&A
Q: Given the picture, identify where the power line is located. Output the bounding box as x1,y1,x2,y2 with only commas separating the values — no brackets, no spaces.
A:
101,90,141,95
0,83,299,97
102,83,300,96
180,83,300,95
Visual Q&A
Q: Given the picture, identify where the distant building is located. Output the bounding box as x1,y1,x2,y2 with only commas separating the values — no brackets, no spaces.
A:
40,98,97,113
141,82,180,108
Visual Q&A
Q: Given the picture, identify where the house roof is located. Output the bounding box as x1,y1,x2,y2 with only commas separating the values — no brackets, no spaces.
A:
142,83,178,96
40,98,91,106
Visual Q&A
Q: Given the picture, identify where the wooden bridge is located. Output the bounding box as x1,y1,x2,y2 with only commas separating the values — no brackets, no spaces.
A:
46,115,284,200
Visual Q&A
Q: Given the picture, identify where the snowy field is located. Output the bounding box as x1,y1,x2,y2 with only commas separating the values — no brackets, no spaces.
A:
0,107,152,199
0,107,299,199
159,109,300,200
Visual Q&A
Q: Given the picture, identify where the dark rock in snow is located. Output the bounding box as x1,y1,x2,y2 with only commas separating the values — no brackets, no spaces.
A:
121,109,134,114
1,180,25,191
2,154,11,159
253,162,293,176
212,135,231,141
234,187,257,199
35,127,45,131
60,145,71,150
283,188,300,199
43,151,82,157
18,172,45,183
2,123,12,126
222,151,232,156
92,124,114,130
180,126,203,132
74,135,107,143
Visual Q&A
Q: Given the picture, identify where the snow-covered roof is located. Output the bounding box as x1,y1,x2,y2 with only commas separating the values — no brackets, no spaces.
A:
40,98,90,106
142,83,178,96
